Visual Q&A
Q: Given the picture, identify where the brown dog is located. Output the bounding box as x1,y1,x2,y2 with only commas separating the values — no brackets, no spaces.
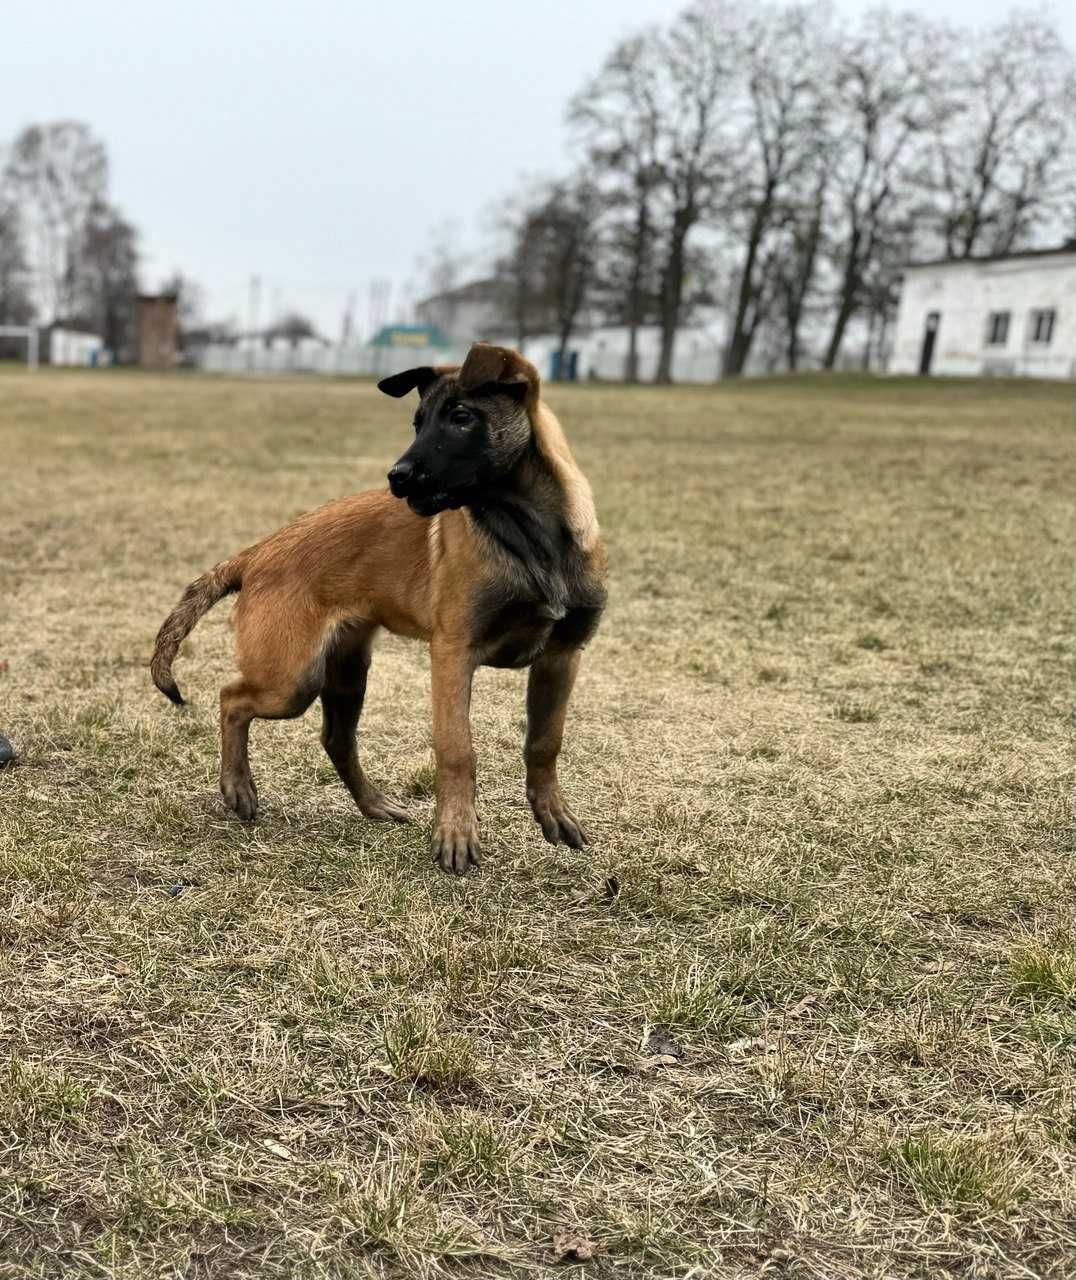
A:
151,343,606,873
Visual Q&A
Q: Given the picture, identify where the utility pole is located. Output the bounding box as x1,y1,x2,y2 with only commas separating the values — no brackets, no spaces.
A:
341,291,356,345
367,278,391,338
247,275,261,370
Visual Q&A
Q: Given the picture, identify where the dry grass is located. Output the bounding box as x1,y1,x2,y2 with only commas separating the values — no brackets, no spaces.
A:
0,367,1073,1279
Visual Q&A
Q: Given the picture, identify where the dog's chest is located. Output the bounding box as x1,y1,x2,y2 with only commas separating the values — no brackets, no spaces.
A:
472,584,605,669
475,597,561,669
469,497,605,668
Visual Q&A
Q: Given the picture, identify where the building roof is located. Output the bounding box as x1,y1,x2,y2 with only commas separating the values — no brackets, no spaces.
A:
904,240,1076,271
369,323,450,349
417,278,502,308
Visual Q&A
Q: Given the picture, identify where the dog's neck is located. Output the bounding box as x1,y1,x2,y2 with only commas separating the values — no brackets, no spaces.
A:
469,442,579,611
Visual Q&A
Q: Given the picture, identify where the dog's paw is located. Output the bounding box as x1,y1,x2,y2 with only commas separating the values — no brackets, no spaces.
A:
430,815,482,875
527,787,589,848
359,790,411,823
222,775,258,822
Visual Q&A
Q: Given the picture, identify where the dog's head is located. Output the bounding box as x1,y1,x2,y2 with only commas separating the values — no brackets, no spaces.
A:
378,343,539,518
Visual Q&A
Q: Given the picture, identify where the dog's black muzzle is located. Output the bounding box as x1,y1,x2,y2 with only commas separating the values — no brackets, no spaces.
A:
387,458,415,498
387,458,465,517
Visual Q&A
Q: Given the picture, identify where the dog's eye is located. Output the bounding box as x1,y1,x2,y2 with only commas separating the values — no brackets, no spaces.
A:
448,407,472,427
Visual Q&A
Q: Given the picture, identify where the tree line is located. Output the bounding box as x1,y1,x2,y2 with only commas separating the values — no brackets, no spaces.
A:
0,121,233,359
475,2,1075,381
0,122,147,354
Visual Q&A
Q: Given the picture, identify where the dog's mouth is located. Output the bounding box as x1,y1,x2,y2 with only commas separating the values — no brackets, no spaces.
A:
406,491,465,518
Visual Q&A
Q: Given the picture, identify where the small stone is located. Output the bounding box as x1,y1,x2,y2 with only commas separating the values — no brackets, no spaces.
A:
552,1228,598,1263
0,734,15,768
644,1026,683,1058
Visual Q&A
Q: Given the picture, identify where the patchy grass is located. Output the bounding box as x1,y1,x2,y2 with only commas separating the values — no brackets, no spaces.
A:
887,1132,1031,1211
0,368,1073,1278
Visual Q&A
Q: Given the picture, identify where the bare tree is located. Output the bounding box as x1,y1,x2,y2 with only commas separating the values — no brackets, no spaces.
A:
539,178,602,377
412,220,469,334
267,311,318,348
924,11,1076,258
822,10,946,370
417,220,465,300
721,4,832,376
160,272,206,333
494,183,556,351
652,1,733,383
0,200,32,325
569,32,663,381
74,201,139,358
491,178,600,376
770,163,829,370
2,122,108,322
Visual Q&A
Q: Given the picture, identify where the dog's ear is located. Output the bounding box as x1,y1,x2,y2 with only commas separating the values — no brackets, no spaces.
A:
458,343,539,406
470,378,529,403
377,366,441,398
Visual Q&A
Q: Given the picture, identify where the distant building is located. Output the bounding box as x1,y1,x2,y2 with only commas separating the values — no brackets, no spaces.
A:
522,324,724,385
415,279,518,343
38,324,107,367
135,294,179,368
890,243,1076,379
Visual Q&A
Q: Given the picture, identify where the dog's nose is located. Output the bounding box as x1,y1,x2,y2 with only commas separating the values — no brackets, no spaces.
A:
387,461,414,496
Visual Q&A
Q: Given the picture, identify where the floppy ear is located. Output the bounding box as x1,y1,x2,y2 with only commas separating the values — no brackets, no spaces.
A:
377,366,441,398
458,342,539,406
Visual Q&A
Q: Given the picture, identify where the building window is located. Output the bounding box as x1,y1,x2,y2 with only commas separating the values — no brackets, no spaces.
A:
985,311,1010,346
1029,308,1055,345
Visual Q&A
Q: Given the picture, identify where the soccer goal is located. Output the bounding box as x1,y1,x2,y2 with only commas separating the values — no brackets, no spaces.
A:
0,325,39,369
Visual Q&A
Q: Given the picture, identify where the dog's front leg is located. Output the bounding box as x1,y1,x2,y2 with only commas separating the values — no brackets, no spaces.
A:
430,635,480,874
524,645,589,848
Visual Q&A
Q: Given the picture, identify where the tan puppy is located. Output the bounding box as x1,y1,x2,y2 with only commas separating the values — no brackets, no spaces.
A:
151,343,607,873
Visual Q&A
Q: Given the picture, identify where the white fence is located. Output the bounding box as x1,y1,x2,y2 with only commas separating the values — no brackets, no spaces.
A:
199,342,469,378
585,345,722,384
196,339,729,384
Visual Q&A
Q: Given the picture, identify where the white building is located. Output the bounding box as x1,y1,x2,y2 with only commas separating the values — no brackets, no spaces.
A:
415,279,511,344
42,326,107,367
890,243,1076,380
519,323,724,384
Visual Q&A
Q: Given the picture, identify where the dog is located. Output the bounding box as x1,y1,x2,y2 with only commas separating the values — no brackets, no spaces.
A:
150,343,607,873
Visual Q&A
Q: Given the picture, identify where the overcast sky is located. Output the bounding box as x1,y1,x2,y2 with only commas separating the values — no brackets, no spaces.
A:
3,0,1073,337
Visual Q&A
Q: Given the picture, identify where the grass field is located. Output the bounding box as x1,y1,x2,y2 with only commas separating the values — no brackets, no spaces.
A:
0,368,1072,1279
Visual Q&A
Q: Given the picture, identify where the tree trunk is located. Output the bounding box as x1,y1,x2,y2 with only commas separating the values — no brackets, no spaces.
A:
625,324,639,383
556,330,571,380
655,211,691,385
785,303,800,371
723,203,770,378
624,194,649,384
823,225,862,370
515,287,527,353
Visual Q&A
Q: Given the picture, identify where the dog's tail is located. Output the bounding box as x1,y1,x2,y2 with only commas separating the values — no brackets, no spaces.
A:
150,553,247,706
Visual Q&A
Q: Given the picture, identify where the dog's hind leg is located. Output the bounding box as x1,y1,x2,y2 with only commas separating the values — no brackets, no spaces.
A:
220,600,329,821
320,625,409,823
219,675,322,820
219,681,259,820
